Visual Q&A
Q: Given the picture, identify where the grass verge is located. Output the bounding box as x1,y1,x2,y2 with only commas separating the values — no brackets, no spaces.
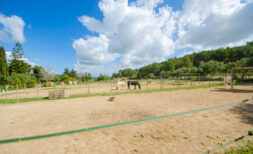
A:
226,140,253,154
0,84,225,104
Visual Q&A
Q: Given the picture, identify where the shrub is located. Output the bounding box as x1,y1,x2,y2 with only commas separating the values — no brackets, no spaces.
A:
27,80,36,88
8,73,37,88
12,78,22,88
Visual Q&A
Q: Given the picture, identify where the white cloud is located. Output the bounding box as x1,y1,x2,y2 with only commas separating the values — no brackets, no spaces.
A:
5,51,36,66
73,0,253,76
177,0,253,50
73,34,118,72
0,14,26,43
74,0,176,75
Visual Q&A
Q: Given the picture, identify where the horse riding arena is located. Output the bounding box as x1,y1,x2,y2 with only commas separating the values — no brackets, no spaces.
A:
0,84,252,153
0,79,223,100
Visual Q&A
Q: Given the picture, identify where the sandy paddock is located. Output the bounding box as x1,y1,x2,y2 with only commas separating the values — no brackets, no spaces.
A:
0,84,252,154
0,80,223,99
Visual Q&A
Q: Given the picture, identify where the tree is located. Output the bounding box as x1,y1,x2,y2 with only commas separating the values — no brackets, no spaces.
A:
69,69,77,79
246,57,253,66
183,56,193,68
63,68,69,75
0,46,8,84
159,70,169,78
61,74,69,81
97,73,104,81
40,68,55,82
9,43,31,74
53,75,61,83
32,66,42,80
12,42,24,59
87,73,92,81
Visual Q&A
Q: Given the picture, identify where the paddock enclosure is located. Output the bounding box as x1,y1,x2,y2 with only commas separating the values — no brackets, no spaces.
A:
0,79,226,100
0,84,252,153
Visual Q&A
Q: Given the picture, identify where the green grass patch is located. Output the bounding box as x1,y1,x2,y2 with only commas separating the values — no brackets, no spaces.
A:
0,84,224,104
226,140,253,154
0,97,48,104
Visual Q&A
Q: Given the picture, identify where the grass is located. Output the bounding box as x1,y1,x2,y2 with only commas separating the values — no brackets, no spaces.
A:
0,84,224,104
226,140,253,154
0,97,48,104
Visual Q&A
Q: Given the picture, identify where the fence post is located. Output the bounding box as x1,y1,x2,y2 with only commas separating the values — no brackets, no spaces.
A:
160,78,162,89
36,84,39,98
209,76,210,88
191,74,193,87
16,85,19,103
5,85,8,100
198,74,200,86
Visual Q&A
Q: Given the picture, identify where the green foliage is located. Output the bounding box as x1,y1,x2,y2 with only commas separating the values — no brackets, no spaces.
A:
113,42,253,78
9,59,31,75
12,42,24,59
183,56,193,68
53,75,61,83
60,74,69,81
86,73,92,81
69,69,77,78
8,73,36,88
9,43,31,75
63,68,69,75
247,57,253,66
27,80,36,88
13,78,22,88
0,46,8,84
226,140,253,154
32,66,42,80
62,68,78,80
65,76,74,81
97,74,111,81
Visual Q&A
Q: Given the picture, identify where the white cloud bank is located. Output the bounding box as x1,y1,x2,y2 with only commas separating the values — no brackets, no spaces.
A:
73,0,253,75
0,14,26,43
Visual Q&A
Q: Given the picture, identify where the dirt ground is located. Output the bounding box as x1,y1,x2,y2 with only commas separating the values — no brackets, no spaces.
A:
0,84,252,154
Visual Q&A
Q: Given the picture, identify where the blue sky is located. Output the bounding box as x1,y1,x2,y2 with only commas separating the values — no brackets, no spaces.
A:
0,0,103,73
0,0,252,76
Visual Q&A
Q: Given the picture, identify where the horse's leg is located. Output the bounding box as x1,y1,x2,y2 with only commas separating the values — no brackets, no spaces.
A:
134,84,136,89
128,83,130,90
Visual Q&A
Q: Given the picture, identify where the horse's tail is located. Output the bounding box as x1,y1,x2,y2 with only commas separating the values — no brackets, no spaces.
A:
127,81,130,89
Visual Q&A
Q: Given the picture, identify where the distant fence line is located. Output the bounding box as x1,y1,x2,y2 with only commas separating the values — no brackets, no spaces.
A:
0,73,252,101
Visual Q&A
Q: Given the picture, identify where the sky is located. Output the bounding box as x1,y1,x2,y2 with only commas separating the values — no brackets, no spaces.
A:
0,0,253,76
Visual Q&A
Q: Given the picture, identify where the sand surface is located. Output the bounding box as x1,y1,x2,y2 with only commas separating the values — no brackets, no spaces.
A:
0,84,252,153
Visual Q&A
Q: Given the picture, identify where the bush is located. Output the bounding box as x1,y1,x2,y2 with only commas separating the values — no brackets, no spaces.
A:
8,74,37,88
27,80,36,88
12,78,22,88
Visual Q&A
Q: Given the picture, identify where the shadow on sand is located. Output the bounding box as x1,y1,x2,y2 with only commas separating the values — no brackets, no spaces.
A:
211,86,253,94
229,103,253,125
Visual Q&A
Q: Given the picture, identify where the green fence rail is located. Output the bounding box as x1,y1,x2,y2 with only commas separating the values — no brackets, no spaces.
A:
0,98,252,144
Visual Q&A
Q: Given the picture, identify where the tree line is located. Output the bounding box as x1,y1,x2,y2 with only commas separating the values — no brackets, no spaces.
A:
112,42,253,79
1,42,252,89
0,43,97,89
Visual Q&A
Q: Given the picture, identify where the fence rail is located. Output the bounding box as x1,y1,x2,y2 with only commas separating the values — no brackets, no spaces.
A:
0,74,251,102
